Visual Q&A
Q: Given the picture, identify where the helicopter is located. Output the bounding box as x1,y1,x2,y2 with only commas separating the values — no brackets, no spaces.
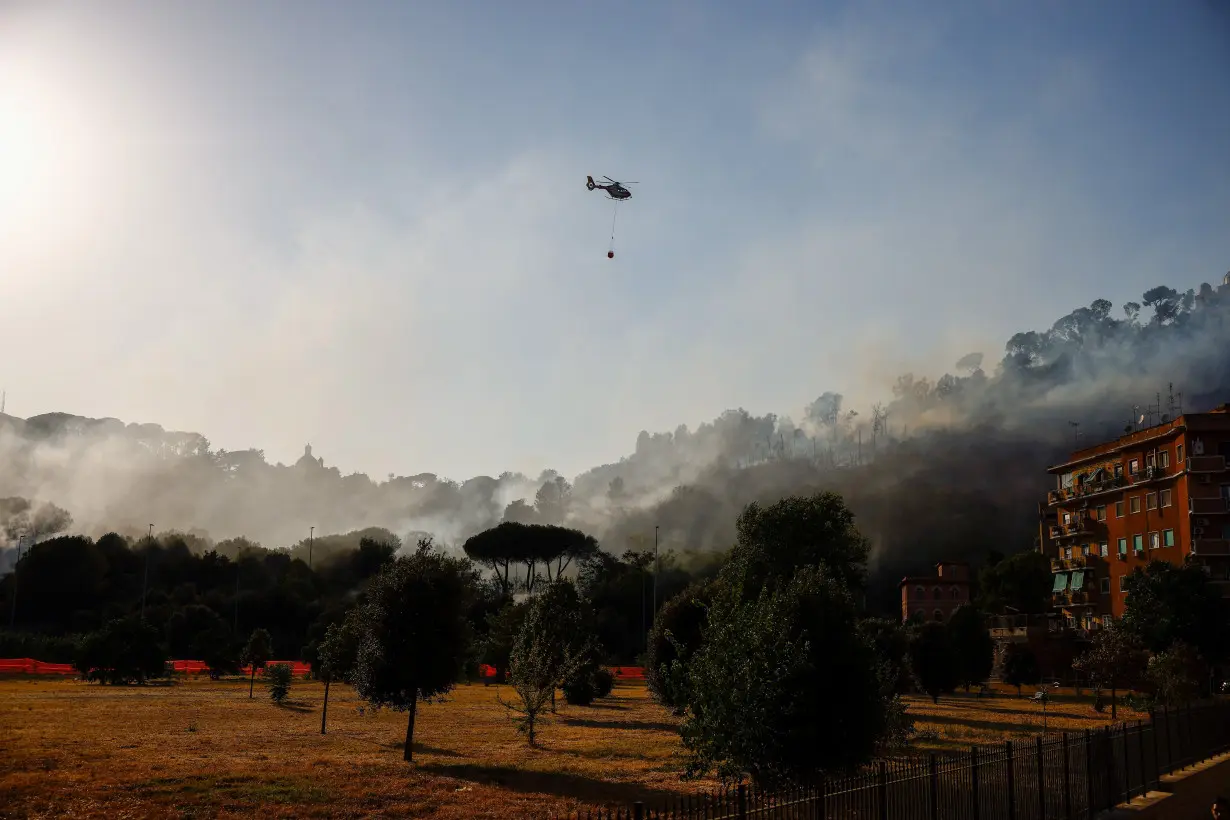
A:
587,175,637,201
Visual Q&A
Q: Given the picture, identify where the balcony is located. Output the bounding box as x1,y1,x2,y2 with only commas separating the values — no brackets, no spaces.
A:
1193,539,1230,556
1130,464,1170,484
1188,455,1227,473
1049,475,1128,505
1190,497,1229,516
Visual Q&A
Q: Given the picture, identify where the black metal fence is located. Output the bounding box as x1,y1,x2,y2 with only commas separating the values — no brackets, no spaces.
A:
555,701,1230,820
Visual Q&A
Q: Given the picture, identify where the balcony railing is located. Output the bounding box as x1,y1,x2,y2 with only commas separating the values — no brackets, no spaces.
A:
1188,455,1228,473
1130,464,1170,483
1049,475,1128,505
1193,539,1230,556
1190,497,1230,516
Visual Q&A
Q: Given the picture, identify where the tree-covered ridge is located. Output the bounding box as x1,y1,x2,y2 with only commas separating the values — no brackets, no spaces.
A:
2,275,1227,610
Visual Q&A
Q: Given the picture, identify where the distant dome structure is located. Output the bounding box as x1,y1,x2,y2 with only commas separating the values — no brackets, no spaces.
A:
1223,271,1230,287
296,443,324,469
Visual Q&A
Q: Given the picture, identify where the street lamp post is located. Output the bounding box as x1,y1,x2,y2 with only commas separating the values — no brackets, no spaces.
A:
309,526,314,568
652,525,659,622
141,524,153,620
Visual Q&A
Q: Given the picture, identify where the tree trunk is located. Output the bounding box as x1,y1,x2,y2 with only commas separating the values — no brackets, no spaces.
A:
403,697,417,762
1111,685,1118,720
320,677,330,735
551,688,556,713
249,666,256,698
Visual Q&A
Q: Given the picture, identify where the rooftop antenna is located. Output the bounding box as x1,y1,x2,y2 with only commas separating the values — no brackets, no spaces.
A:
1068,421,1081,446
1,390,5,415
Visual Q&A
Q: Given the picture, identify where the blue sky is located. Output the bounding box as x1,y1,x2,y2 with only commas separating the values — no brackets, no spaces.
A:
1,0,1227,480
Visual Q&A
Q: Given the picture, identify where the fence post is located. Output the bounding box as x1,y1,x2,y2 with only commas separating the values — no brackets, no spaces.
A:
1036,736,1046,820
1136,720,1147,800
1004,741,1015,820
971,746,981,820
878,760,888,820
1084,729,1095,820
929,753,939,820
1149,709,1160,789
818,777,826,820
1063,732,1073,820
1161,704,1171,774
737,784,747,820
1104,728,1116,812
633,802,644,820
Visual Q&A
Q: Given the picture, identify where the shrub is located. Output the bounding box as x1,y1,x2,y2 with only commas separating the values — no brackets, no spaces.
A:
593,667,615,699
562,673,596,706
266,663,293,704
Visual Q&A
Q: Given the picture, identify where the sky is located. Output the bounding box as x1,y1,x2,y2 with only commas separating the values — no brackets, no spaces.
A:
1,0,1228,482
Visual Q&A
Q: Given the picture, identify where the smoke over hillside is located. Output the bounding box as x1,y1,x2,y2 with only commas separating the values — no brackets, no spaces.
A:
3,273,1228,610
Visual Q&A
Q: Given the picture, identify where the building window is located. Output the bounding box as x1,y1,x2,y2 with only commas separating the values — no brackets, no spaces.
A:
1063,512,1072,525
1100,577,1110,594
1130,458,1140,474
1146,453,1156,468
1065,546,1072,559
1082,544,1091,556
1096,506,1107,521
1114,463,1124,478
1159,451,1170,469
1147,493,1158,511
1130,496,1142,514
1160,489,1172,507
1133,534,1144,552
932,587,942,599
1118,538,1127,558
951,586,961,599
916,586,926,599
1163,529,1175,547
1099,542,1109,557
1149,532,1160,550
1119,575,1129,592
1115,501,1125,518
1178,444,1184,463
933,610,944,622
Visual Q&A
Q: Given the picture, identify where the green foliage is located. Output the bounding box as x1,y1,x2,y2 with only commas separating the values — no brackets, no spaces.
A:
645,578,717,713
858,617,914,696
266,662,293,704
502,580,595,744
561,666,598,706
1000,643,1042,695
946,605,994,690
978,551,1053,614
0,630,82,663
1121,561,1230,662
1145,641,1205,706
1073,620,1148,719
242,628,273,670
317,613,362,684
481,600,528,683
726,492,871,595
349,538,477,761
592,667,614,698
463,521,599,596
908,622,959,703
680,567,885,787
73,617,168,685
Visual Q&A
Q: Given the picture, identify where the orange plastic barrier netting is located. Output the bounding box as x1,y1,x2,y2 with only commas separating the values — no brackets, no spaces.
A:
0,658,76,675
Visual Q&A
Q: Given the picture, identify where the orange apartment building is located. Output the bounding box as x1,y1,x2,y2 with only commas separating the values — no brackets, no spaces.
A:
1041,404,1230,628
899,561,972,623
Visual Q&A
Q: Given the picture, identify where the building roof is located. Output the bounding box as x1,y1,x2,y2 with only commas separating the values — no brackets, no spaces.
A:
899,576,971,587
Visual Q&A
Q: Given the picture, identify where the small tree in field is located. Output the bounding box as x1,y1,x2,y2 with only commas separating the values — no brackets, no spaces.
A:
946,605,994,691
1072,621,1147,720
1146,641,1205,707
350,538,477,762
266,662,293,704
1001,643,1041,696
242,628,273,698
908,621,959,703
317,614,361,734
502,581,593,744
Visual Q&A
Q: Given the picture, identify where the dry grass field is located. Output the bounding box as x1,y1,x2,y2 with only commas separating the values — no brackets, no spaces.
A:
0,676,1148,819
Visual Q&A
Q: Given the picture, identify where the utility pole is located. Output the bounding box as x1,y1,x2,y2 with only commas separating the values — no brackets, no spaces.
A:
141,524,153,620
8,533,24,629
233,565,240,634
309,526,314,568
